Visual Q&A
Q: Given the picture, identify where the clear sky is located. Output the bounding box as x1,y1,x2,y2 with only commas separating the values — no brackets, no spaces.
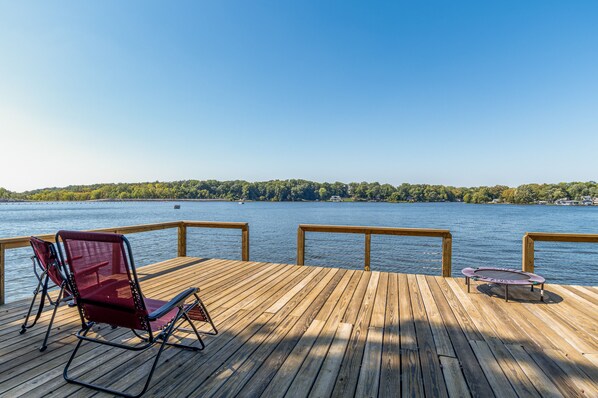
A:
1,1,597,192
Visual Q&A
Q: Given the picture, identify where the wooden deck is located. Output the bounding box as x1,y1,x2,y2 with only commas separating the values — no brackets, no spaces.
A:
0,257,597,397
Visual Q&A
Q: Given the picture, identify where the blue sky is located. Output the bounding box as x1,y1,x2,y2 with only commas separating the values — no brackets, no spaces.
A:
1,1,597,191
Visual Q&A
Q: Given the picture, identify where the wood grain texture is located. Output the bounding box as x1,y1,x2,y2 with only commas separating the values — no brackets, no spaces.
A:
0,257,595,397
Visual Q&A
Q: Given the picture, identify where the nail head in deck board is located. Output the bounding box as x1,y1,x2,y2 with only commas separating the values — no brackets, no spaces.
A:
544,348,598,395
526,346,593,397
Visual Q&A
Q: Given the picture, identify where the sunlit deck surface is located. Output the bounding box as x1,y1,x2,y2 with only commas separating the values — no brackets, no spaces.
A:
1,258,597,397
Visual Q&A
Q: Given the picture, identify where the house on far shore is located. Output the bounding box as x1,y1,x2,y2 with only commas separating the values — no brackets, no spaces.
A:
581,196,594,205
555,198,580,206
594,197,598,205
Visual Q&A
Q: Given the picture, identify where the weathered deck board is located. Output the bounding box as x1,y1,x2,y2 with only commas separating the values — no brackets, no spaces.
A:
0,257,597,397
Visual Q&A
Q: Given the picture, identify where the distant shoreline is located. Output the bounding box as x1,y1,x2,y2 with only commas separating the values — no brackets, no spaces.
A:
1,199,596,207
0,198,233,203
3,179,597,205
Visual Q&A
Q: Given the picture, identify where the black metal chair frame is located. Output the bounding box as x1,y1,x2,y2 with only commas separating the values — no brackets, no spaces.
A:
56,232,217,398
20,240,74,351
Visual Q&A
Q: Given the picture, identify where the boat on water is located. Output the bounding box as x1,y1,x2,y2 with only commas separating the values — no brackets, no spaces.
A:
174,204,180,209
329,195,342,202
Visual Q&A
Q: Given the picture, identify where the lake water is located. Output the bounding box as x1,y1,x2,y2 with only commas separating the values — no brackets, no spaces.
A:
1,201,597,302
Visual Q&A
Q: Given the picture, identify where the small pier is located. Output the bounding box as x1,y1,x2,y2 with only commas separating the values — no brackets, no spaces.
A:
0,257,596,397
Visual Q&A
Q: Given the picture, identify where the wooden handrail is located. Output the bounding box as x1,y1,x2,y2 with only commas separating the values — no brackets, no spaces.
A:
297,224,452,276
0,220,249,304
0,221,183,249
522,232,598,273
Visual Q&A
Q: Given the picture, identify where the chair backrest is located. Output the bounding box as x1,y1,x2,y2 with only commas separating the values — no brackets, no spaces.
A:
30,237,65,288
56,231,150,331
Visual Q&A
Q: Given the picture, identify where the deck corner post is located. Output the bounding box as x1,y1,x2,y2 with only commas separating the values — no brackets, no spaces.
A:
0,243,5,305
441,234,452,277
242,225,250,261
364,232,371,271
178,222,187,257
297,226,305,265
522,234,534,273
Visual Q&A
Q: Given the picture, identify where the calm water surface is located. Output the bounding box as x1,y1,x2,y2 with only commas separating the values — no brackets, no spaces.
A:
1,201,597,302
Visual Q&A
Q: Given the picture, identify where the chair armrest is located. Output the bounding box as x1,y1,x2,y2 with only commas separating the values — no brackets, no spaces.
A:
147,287,199,321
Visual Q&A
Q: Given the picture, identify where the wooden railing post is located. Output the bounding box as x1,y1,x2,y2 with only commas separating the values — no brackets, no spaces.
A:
442,234,452,277
242,225,250,261
364,232,371,271
522,234,534,273
0,244,5,305
297,227,305,265
178,222,187,257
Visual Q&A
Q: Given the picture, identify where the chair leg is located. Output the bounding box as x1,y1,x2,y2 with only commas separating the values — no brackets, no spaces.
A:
183,312,205,350
162,311,205,351
40,284,65,351
63,323,152,398
195,295,218,335
63,323,92,383
64,311,192,398
20,272,48,334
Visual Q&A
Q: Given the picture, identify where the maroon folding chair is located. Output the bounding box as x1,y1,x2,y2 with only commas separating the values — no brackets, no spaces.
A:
20,237,74,351
56,230,217,398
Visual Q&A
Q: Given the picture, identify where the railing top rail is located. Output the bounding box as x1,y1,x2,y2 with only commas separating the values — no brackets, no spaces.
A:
182,220,249,230
525,232,598,243
298,224,451,238
0,220,249,250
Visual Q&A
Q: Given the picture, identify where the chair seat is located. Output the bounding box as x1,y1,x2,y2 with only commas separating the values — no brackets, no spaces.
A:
144,297,210,331
144,298,186,331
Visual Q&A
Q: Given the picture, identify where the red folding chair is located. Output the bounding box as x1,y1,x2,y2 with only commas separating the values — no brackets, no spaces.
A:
56,230,217,398
20,237,74,351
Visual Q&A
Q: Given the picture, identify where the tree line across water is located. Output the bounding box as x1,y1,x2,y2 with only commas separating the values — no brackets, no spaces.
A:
1,180,597,204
